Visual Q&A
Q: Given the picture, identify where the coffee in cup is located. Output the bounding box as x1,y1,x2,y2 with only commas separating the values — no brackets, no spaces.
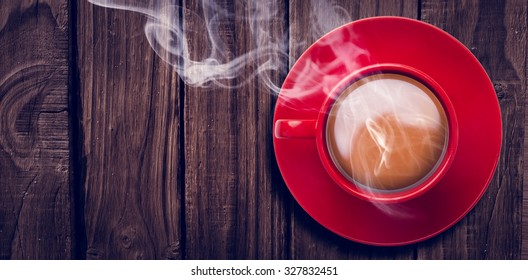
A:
326,73,448,192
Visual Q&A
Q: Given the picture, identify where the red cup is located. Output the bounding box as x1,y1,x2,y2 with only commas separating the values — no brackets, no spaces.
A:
274,63,459,203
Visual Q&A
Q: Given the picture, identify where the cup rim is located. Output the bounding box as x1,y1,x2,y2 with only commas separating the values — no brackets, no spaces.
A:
315,63,459,203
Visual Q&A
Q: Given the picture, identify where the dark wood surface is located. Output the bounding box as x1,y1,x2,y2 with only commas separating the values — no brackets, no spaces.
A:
76,0,182,259
0,0,526,259
183,0,289,259
0,0,71,259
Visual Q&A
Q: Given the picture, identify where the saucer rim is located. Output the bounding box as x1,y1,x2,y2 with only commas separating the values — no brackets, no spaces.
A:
272,16,502,246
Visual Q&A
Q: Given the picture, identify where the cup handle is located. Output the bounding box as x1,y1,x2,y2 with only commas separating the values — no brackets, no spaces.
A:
274,119,317,139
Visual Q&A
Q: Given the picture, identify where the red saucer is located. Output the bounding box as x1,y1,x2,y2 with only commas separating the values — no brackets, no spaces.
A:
273,17,501,246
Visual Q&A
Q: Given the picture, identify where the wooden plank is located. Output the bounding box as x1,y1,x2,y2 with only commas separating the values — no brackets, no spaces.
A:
288,0,419,259
516,0,528,260
183,0,290,259
419,0,526,259
0,0,71,259
77,0,182,259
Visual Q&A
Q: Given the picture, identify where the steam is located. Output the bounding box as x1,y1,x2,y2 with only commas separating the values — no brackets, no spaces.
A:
88,0,277,91
364,118,391,176
87,0,358,94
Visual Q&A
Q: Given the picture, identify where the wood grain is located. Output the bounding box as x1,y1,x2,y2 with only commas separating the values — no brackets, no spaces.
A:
0,0,525,260
183,0,290,259
519,1,528,261
418,0,526,259
77,0,182,259
0,0,71,259
288,0,419,259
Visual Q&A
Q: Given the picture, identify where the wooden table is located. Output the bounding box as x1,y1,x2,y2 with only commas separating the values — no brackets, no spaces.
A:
0,0,526,259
